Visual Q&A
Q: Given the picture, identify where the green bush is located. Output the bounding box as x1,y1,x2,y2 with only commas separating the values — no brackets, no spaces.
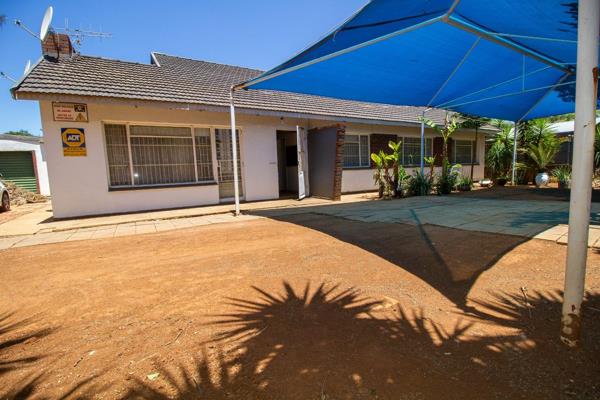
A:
436,163,462,195
409,171,432,196
552,165,571,187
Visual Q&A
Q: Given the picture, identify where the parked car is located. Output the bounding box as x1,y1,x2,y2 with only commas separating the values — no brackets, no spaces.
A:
0,178,10,212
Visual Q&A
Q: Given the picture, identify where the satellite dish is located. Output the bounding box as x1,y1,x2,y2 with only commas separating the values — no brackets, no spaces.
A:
23,60,31,75
39,6,53,41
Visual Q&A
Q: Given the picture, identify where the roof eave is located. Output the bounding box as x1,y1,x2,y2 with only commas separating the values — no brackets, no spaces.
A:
10,57,45,100
14,91,440,128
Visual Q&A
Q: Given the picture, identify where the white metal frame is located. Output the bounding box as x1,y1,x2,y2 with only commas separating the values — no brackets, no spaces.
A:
402,136,433,166
342,133,370,169
214,127,246,203
561,0,599,347
101,120,243,191
453,139,475,165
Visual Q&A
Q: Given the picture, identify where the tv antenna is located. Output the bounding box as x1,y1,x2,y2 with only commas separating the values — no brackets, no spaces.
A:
14,6,111,49
55,18,112,48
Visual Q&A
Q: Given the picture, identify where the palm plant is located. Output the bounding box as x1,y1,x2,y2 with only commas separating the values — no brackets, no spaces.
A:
388,140,402,197
421,115,460,193
486,121,514,180
527,139,562,172
424,156,436,180
371,150,393,199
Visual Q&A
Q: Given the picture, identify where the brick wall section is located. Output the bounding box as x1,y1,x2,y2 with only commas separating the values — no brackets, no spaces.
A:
332,125,346,201
369,134,397,167
41,33,74,60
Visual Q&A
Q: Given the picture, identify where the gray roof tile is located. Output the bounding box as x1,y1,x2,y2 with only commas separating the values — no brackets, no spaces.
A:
14,52,452,125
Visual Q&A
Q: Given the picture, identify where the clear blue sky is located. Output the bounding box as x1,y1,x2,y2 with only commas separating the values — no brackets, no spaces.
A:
0,0,365,135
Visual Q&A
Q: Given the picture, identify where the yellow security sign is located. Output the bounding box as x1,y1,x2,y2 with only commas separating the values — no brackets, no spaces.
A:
61,128,87,157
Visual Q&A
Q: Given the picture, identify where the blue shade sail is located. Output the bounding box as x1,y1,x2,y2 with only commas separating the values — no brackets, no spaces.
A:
243,0,598,121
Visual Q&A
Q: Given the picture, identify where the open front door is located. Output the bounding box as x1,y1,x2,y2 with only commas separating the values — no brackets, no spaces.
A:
296,126,309,200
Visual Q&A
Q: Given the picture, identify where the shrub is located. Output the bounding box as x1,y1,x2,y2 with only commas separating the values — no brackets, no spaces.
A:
409,171,432,196
552,165,571,188
456,175,473,191
436,163,462,195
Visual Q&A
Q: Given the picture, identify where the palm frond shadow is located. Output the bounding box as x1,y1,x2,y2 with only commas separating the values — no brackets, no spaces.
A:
124,281,600,399
0,312,54,377
249,209,530,309
0,311,105,399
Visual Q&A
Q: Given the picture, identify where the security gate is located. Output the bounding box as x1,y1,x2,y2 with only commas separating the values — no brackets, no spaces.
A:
215,129,243,200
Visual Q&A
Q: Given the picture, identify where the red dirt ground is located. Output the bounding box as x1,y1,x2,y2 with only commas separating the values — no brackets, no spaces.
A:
1,214,599,399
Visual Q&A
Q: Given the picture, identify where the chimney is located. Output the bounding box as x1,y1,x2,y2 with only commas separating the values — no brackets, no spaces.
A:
41,32,74,60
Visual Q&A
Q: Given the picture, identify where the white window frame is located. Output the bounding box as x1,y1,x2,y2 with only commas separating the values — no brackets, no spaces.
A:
453,140,475,164
400,136,433,166
102,121,241,189
343,134,370,169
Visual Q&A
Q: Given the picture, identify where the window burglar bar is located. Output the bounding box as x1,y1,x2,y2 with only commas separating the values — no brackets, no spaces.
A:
454,140,474,164
104,124,215,188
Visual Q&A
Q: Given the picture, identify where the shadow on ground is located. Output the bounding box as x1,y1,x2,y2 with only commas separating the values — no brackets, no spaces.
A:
252,210,529,309
0,312,103,399
456,186,600,202
125,281,600,399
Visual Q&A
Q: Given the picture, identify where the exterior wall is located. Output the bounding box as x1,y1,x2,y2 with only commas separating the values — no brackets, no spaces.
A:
38,98,490,218
340,122,486,193
39,101,303,218
0,139,51,195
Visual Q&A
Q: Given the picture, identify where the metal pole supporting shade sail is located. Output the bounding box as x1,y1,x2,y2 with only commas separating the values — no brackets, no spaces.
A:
235,0,600,346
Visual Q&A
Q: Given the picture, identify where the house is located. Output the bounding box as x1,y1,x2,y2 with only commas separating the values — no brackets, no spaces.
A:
0,134,50,195
11,33,490,218
549,117,600,165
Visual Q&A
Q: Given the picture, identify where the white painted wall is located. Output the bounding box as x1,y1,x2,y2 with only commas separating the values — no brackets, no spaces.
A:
38,101,304,218
340,122,486,193
38,99,490,218
0,139,51,195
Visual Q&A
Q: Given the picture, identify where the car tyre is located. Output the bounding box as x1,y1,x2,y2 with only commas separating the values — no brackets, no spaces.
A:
0,192,10,212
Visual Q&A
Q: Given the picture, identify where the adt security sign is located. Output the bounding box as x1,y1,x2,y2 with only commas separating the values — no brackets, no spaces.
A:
61,128,86,157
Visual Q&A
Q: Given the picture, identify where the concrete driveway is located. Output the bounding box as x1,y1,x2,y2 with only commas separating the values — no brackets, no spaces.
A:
255,194,600,247
2,188,600,250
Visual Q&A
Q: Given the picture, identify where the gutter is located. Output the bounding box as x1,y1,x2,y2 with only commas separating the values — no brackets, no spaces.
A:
14,91,444,129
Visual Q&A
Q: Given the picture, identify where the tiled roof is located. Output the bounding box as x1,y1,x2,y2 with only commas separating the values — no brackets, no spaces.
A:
0,134,43,144
13,52,452,125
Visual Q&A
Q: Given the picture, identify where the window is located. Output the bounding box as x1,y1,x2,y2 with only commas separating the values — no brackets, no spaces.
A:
194,128,214,181
344,134,369,168
104,124,215,188
454,140,474,164
401,137,432,165
104,124,131,186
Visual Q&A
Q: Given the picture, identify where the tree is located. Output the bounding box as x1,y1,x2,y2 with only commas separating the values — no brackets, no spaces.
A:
460,114,491,181
3,129,34,137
